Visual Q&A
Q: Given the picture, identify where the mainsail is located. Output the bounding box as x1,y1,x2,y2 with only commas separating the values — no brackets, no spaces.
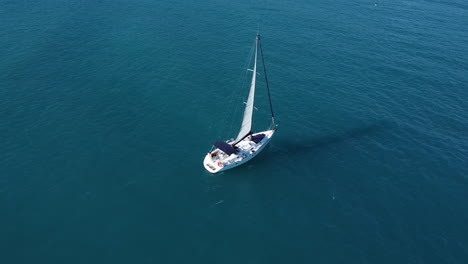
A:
234,35,259,143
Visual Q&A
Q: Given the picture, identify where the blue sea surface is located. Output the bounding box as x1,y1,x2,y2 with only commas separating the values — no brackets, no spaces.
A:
1,0,467,263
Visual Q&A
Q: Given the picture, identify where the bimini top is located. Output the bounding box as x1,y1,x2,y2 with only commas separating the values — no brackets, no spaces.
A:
213,141,238,155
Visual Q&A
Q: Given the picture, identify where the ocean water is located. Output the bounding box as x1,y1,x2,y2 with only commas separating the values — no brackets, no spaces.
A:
1,0,467,263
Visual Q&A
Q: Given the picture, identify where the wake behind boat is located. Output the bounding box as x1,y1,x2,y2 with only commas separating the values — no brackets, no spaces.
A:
203,34,277,173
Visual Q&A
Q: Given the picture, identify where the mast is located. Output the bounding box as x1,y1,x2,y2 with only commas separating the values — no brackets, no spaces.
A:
234,35,259,144
258,34,276,127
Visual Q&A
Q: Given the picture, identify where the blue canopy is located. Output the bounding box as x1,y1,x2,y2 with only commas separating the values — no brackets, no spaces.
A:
251,134,265,143
213,141,238,155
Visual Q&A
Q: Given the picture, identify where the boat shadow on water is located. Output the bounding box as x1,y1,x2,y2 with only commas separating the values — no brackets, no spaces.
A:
256,121,390,163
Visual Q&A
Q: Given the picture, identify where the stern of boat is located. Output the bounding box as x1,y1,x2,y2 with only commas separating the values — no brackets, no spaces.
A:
203,152,224,173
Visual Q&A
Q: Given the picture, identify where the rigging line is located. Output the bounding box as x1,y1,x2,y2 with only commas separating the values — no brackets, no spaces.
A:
227,41,254,136
258,35,275,125
214,39,255,144
226,39,256,140
234,35,259,144
216,45,250,131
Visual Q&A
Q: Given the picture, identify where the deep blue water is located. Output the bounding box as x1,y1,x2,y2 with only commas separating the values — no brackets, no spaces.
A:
1,0,467,263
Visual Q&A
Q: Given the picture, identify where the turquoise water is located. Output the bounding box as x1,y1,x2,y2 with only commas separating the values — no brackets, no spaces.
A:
1,0,467,263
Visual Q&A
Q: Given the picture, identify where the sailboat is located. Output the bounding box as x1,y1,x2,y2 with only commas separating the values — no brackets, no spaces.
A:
203,34,277,173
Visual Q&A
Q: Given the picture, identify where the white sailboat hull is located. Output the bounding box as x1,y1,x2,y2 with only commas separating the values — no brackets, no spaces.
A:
203,129,276,173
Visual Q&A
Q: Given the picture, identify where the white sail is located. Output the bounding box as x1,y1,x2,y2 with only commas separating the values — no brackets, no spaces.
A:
234,36,258,143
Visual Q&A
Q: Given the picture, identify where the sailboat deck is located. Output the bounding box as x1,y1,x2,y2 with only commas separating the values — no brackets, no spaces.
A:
204,130,275,173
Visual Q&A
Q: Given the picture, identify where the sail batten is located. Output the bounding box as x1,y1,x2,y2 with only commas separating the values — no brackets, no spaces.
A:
234,36,258,144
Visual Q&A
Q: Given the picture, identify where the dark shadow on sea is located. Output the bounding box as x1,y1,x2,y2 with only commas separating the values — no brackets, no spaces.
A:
259,121,390,161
